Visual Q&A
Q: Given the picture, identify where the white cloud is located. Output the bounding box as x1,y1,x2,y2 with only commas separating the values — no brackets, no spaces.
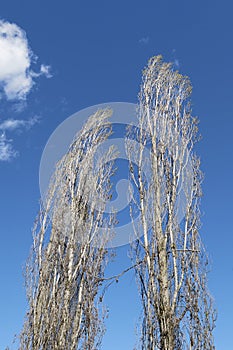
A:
40,64,53,78
0,132,17,161
0,116,39,161
0,19,52,101
0,116,39,131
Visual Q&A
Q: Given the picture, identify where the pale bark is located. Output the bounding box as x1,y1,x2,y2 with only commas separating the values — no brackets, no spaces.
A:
127,56,216,350
20,109,116,350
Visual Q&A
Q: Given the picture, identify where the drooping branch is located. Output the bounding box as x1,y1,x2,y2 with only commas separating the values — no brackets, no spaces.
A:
20,109,117,350
127,56,216,350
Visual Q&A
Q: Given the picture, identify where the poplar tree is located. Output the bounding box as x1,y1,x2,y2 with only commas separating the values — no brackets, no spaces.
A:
20,109,116,350
127,56,216,349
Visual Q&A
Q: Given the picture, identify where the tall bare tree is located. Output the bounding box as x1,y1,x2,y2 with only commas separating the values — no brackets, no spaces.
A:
127,56,216,349
20,109,117,350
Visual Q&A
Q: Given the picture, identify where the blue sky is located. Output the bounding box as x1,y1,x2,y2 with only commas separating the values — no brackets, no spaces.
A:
0,0,232,348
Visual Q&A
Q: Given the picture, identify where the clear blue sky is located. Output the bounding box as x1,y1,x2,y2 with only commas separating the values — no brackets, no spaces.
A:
0,1,232,349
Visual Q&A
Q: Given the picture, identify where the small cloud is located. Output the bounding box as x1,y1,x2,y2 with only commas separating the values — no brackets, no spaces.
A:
0,19,52,101
172,49,180,68
174,59,180,68
30,64,52,79
40,64,52,78
0,132,17,161
0,116,39,161
12,100,27,113
139,37,149,45
0,116,39,131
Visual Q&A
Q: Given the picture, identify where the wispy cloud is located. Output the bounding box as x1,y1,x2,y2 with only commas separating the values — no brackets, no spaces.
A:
0,116,39,161
174,59,180,68
0,116,39,131
0,19,52,101
0,132,17,161
172,49,180,68
39,64,53,78
139,36,149,45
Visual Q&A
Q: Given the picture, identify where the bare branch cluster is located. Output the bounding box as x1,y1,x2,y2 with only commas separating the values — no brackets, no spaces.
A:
20,109,117,350
127,56,216,350
19,56,216,350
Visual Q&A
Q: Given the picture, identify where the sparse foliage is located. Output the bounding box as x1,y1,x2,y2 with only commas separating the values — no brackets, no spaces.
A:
127,56,216,349
19,56,216,350
20,109,117,350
